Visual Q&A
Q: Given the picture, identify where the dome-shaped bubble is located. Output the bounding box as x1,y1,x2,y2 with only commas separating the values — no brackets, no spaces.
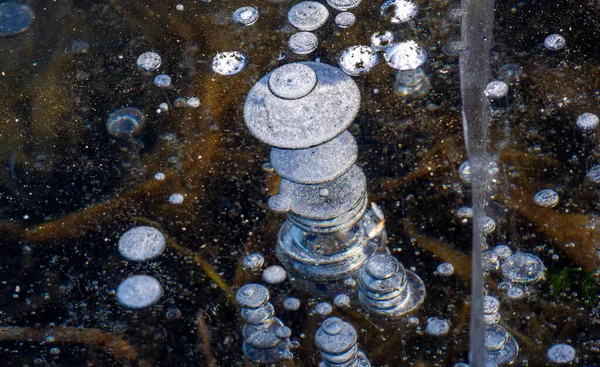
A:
485,325,509,351
534,189,559,208
236,283,269,308
544,34,566,51
493,244,512,260
187,97,200,108
457,206,473,219
338,45,379,76
288,31,319,55
262,265,287,284
0,2,34,37
436,262,454,277
547,343,575,364
242,253,265,271
501,252,545,284
118,226,166,262
586,165,600,183
327,0,361,11
333,294,350,307
116,275,163,309
335,12,356,28
425,317,450,336
576,112,599,130
380,0,418,24
283,297,301,311
169,193,184,204
154,74,172,88
371,31,394,51
485,81,509,99
268,63,317,100
212,51,247,76
232,6,259,26
483,295,500,314
384,40,426,71
137,52,162,71
315,302,333,316
288,1,329,31
106,107,145,137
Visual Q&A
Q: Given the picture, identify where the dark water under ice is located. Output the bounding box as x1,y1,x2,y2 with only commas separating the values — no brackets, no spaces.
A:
0,0,599,366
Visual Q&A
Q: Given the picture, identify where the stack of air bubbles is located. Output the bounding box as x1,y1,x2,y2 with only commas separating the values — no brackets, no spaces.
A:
236,284,293,363
485,324,519,365
499,252,545,300
116,226,166,309
358,253,426,318
244,61,389,285
315,317,371,367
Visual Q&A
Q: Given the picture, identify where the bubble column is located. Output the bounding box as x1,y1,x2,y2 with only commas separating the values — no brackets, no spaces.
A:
243,62,387,291
236,284,293,364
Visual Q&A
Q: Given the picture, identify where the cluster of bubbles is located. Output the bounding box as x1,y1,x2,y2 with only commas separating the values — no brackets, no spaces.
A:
115,226,166,309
